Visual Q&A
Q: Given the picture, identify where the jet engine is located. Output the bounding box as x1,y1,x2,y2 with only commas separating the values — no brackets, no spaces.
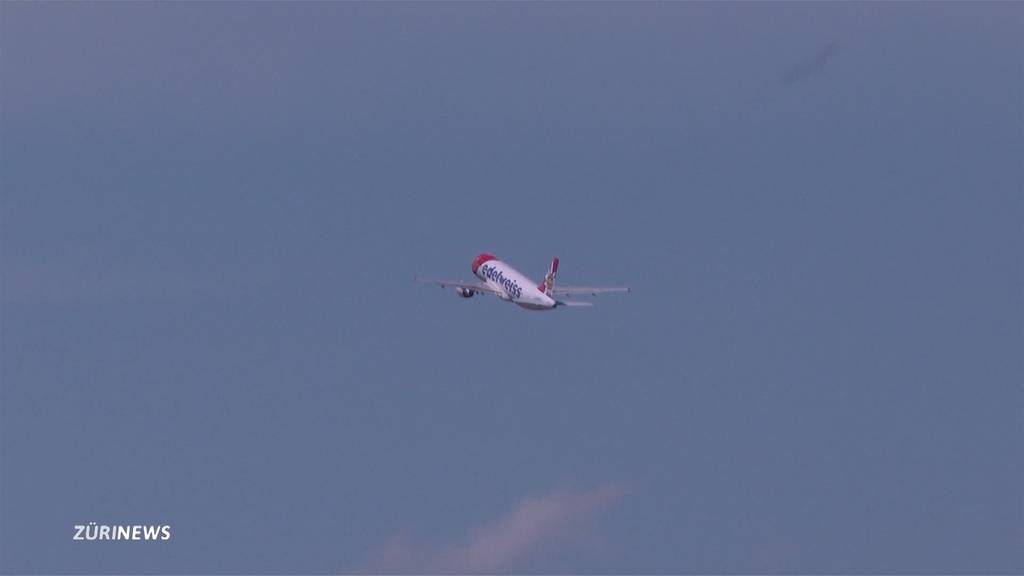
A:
455,287,474,298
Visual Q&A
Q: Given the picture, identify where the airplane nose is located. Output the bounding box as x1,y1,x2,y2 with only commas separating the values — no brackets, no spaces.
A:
471,253,497,274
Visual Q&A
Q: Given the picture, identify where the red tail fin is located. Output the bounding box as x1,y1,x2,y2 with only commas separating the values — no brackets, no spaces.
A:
538,257,559,295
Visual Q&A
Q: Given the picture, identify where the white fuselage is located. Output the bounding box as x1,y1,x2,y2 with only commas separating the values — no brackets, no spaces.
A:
474,259,557,311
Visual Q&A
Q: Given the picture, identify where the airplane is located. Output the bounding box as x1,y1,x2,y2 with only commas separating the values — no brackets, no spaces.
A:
416,253,629,311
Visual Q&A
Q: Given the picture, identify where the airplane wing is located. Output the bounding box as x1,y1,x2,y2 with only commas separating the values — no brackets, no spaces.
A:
549,286,630,297
414,277,501,296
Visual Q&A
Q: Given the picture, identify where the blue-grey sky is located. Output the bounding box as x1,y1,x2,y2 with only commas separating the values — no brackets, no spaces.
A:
2,2,1022,574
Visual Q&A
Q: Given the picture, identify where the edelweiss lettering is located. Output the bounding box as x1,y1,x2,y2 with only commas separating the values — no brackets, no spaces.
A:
480,264,523,299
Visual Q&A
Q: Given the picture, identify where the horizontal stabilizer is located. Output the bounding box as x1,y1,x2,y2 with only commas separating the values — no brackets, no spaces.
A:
550,286,629,296
556,300,594,307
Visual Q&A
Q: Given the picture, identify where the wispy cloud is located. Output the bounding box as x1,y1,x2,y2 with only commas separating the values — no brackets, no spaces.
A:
780,41,840,85
357,483,624,574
